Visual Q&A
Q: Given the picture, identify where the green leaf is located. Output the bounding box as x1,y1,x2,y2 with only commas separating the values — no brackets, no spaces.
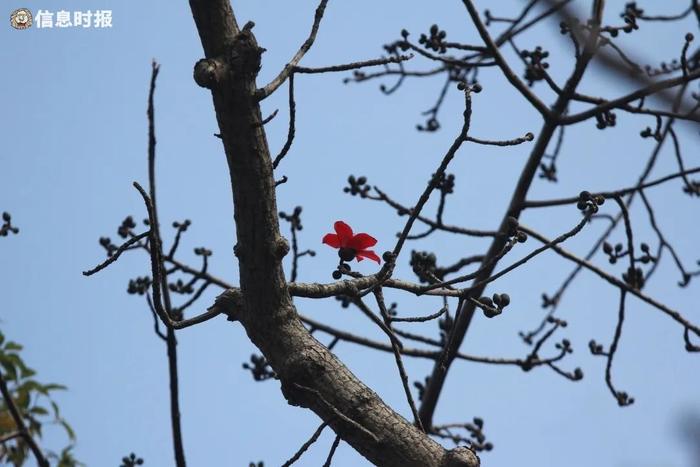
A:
18,380,44,394
60,419,76,441
0,360,18,381
43,383,68,393
29,406,49,416
50,400,61,418
4,342,23,352
0,353,30,380
14,388,30,409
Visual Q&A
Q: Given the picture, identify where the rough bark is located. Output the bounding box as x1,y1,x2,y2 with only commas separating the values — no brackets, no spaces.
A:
187,1,478,465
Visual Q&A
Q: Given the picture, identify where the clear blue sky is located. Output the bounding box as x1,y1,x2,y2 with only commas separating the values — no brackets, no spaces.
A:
2,1,699,466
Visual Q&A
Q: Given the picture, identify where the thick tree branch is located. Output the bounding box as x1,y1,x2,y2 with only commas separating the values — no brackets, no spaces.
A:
187,4,478,465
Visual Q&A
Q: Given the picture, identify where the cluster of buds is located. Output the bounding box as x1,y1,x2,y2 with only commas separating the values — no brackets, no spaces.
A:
331,261,352,280
344,175,371,198
603,241,655,265
617,2,642,35
595,110,617,130
623,265,645,290
395,31,410,53
0,212,19,237
615,390,635,406
477,293,511,318
120,453,144,467
432,172,455,195
279,206,304,231
554,338,574,355
540,292,559,310
242,354,276,382
640,126,661,139
171,219,191,235
682,180,700,197
464,417,493,452
576,190,605,214
505,216,528,243
118,216,137,238
127,276,152,295
194,247,212,257
411,250,440,283
100,215,149,257
456,81,482,93
169,278,194,295
417,117,440,132
589,339,608,356
99,236,119,257
413,375,431,401
418,24,448,54
520,46,550,86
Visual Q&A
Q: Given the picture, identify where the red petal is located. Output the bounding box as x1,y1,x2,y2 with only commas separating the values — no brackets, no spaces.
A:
322,233,341,248
356,249,381,264
334,221,354,246
348,233,377,251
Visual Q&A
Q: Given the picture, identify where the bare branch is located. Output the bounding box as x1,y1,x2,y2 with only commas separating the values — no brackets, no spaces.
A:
257,0,330,99
281,422,328,467
560,68,700,125
82,231,149,276
461,0,551,117
295,54,413,74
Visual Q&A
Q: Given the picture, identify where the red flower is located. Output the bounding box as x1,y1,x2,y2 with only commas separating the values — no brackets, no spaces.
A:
322,221,380,264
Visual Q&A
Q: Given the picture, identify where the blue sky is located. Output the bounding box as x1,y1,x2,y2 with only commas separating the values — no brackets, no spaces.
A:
2,1,699,466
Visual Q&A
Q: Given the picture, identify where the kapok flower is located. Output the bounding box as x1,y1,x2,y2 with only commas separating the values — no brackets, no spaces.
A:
322,221,380,264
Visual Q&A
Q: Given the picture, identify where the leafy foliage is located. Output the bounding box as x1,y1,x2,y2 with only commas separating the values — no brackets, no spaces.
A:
0,331,79,466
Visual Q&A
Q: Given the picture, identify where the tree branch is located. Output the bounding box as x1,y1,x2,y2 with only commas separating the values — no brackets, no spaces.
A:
187,5,479,465
257,0,330,99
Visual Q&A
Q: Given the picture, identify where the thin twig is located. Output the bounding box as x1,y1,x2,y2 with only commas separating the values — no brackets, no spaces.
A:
295,54,413,74
273,73,296,169
560,68,700,125
322,435,341,467
292,383,379,443
520,225,700,335
374,288,425,432
390,306,447,323
82,231,149,276
604,290,634,406
281,422,328,467
523,167,700,208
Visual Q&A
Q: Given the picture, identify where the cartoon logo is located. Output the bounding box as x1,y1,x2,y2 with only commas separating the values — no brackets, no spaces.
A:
10,8,32,29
